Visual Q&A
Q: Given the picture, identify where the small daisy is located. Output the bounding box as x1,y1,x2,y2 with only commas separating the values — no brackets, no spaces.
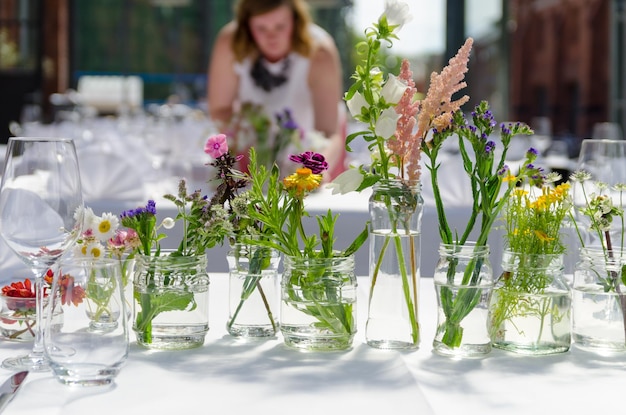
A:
92,212,119,241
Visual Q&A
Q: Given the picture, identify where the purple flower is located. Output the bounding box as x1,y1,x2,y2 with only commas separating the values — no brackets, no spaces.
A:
485,141,496,154
146,200,157,214
120,200,156,219
289,151,328,174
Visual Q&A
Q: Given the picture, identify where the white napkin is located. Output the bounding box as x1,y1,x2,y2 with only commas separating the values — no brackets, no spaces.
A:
78,147,145,202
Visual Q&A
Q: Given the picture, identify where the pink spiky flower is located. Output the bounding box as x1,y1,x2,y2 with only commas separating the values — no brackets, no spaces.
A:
387,59,421,181
417,37,473,141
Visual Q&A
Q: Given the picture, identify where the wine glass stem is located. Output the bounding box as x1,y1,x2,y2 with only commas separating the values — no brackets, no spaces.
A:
31,271,47,358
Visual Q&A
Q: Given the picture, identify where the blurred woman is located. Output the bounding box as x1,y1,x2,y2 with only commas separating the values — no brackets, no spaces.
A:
207,0,345,177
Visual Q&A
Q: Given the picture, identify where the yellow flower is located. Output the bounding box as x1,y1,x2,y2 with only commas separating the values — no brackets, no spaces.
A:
534,230,554,242
553,182,570,200
283,168,322,194
512,188,528,198
503,172,517,182
530,194,548,211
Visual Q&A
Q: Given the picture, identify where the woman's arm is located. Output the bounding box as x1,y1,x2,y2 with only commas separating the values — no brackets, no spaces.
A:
308,34,342,138
308,33,345,178
207,23,239,130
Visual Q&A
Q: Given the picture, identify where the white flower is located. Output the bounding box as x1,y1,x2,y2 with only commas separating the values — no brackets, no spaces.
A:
162,217,176,229
92,212,119,241
346,91,368,118
382,0,412,31
381,74,408,104
326,167,364,195
375,107,400,139
74,241,105,259
75,206,96,230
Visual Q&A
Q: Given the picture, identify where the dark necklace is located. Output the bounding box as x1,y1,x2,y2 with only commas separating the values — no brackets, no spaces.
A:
250,56,290,92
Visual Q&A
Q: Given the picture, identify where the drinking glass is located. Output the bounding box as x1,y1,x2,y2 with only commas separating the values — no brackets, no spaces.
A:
44,258,129,386
0,137,83,372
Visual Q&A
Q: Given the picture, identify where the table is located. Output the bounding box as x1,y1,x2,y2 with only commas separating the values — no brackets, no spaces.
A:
1,274,625,415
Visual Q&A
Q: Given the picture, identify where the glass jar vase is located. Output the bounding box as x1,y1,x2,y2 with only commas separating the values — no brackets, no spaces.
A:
366,179,423,350
573,247,626,353
433,242,493,358
280,253,357,351
226,243,281,338
133,250,210,350
489,251,571,355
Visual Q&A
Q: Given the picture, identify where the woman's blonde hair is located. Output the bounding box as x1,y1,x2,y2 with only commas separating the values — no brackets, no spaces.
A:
232,0,314,61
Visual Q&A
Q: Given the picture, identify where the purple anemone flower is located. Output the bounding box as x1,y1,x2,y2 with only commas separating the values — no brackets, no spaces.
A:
289,151,328,174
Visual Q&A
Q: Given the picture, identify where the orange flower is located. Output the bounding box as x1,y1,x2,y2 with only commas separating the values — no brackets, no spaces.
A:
283,167,322,195
58,273,86,307
1,279,35,298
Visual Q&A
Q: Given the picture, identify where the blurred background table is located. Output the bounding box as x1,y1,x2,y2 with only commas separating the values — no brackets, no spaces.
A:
1,119,582,279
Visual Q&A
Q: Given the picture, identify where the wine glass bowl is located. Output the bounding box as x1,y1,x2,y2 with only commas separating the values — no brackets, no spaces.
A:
0,137,83,371
572,139,626,248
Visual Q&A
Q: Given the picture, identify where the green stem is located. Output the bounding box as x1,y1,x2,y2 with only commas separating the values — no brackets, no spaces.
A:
392,233,419,343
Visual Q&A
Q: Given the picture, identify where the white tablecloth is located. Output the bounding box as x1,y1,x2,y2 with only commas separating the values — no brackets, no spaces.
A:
1,274,624,415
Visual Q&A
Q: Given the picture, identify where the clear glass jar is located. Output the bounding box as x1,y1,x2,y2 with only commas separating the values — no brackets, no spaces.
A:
366,179,423,350
573,247,626,353
280,253,357,351
489,251,571,355
133,250,210,350
433,242,493,358
226,243,281,338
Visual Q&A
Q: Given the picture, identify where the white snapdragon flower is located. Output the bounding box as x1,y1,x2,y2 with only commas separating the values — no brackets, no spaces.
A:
346,91,368,118
381,74,408,104
382,0,412,31
375,107,400,139
326,168,364,195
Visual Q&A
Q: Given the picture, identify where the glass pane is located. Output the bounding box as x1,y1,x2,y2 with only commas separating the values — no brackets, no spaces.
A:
0,0,40,71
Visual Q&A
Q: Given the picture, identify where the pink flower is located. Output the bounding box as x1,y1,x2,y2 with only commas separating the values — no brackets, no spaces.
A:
387,59,421,181
204,134,228,158
416,38,473,141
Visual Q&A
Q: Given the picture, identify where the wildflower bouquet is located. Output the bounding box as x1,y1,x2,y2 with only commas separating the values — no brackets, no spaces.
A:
425,100,534,351
570,170,626,345
120,134,244,347
336,0,426,348
72,207,138,325
488,162,573,351
205,134,282,336
225,102,304,172
241,148,368,348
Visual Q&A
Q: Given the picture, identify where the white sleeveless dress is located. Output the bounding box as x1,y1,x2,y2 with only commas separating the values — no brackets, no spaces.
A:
231,25,346,177
233,26,331,134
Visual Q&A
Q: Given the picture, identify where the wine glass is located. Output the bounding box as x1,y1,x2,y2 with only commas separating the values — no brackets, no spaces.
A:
573,139,626,249
0,137,83,372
